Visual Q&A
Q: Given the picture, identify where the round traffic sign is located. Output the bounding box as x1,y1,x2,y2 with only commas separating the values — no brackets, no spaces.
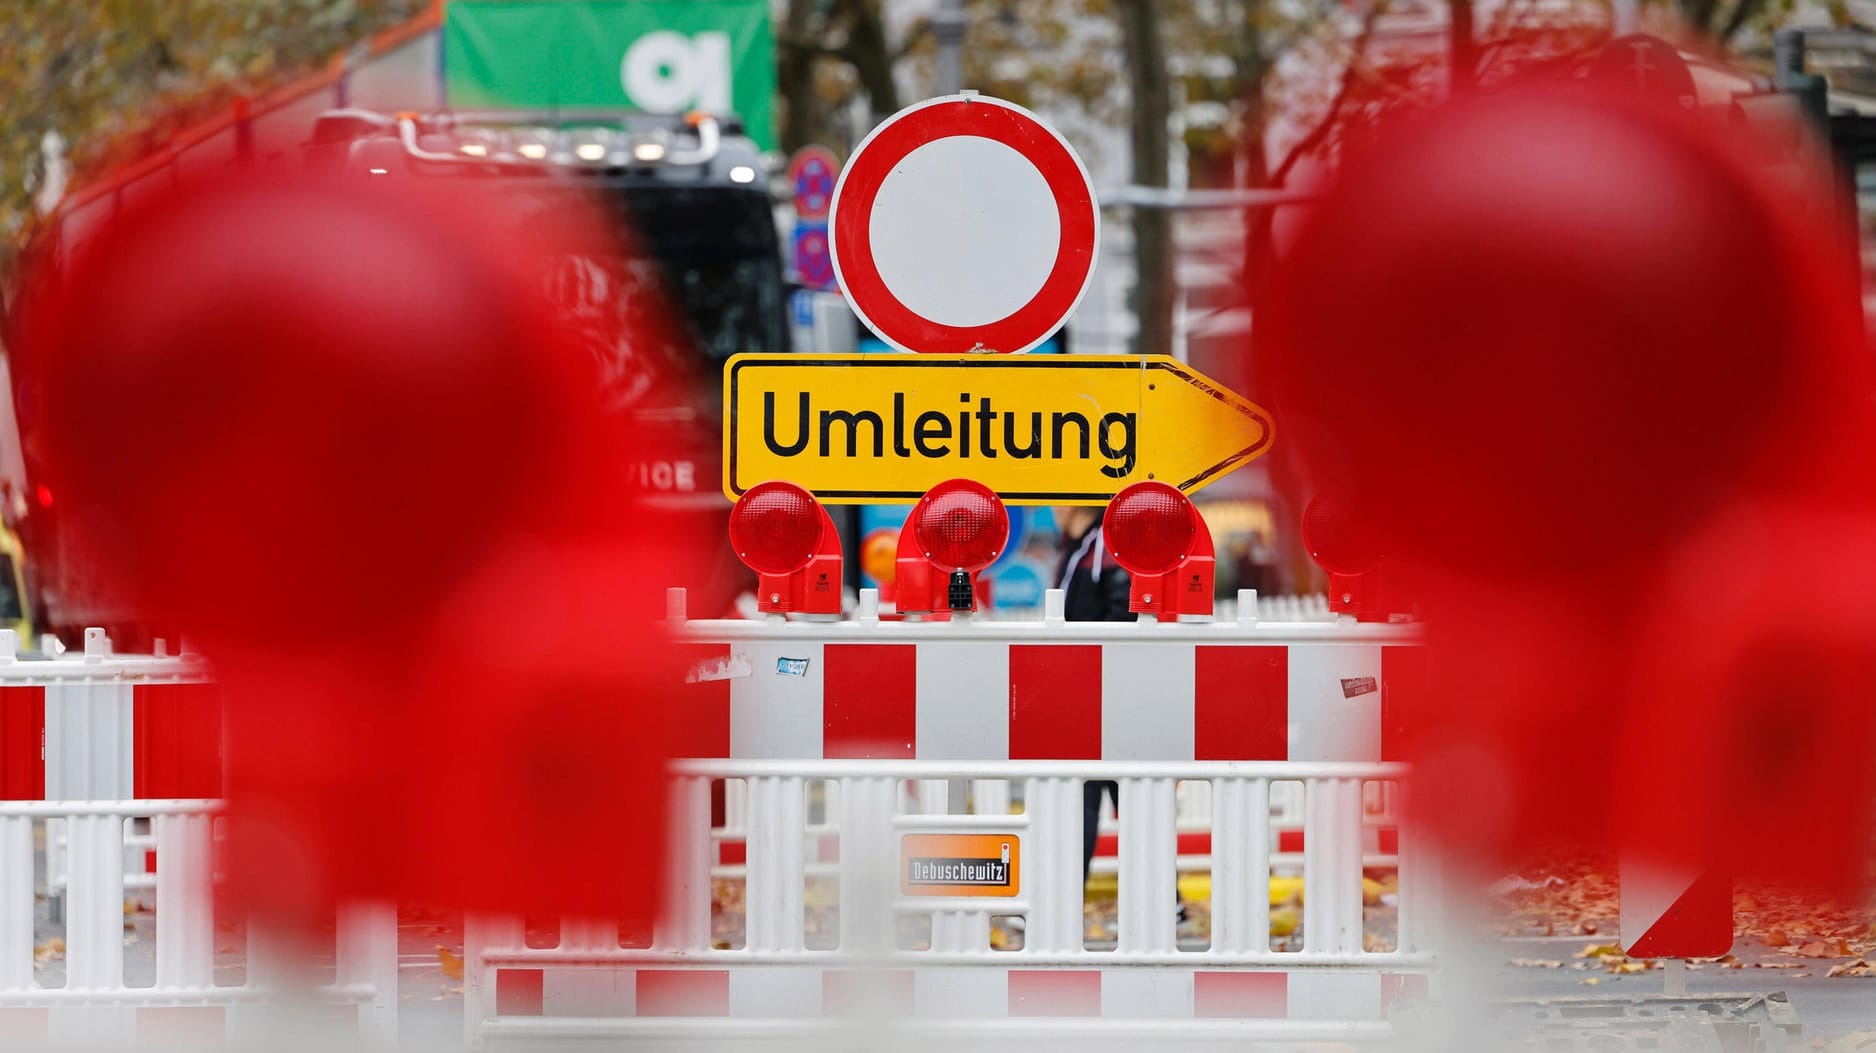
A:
788,145,840,220
831,94,1099,355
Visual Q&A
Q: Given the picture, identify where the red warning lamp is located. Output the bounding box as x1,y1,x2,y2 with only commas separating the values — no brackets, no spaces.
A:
728,481,842,616
1105,481,1215,619
1301,493,1409,622
895,479,1009,614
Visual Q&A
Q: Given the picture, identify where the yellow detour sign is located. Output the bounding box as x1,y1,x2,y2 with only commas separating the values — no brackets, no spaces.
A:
723,354,1273,504
900,832,1021,897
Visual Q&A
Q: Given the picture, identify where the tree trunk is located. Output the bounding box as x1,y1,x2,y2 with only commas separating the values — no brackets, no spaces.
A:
1117,0,1174,358
777,0,820,153
838,0,902,124
1450,0,1476,92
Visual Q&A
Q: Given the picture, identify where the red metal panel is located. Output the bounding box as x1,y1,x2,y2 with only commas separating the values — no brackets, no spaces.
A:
1008,645,1101,760
1381,646,1427,763
636,970,730,1016
496,969,545,1015
1008,970,1100,1017
1381,972,1429,1014
823,644,916,759
1195,971,1286,1018
0,686,44,801
1195,645,1287,760
133,684,222,799
675,644,733,758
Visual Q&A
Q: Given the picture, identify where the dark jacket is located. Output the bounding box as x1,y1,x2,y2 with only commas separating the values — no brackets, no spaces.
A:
1055,515,1134,622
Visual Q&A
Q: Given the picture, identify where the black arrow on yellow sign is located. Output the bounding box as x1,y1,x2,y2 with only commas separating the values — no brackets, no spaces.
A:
723,354,1274,504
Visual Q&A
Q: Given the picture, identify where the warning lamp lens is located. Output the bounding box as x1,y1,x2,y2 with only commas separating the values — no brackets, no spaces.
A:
1105,482,1197,576
1302,492,1385,575
729,481,826,576
913,479,1009,573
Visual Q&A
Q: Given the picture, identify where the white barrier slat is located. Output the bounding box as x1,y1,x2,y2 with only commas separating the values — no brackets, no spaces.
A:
336,900,399,1044
730,643,826,758
916,642,1009,758
1102,970,1192,1018
1288,645,1382,762
837,776,896,954
745,776,806,953
1210,777,1271,955
1116,777,1177,955
1303,777,1365,956
65,814,124,989
1022,777,1082,955
915,964,1006,1018
659,776,713,952
153,813,215,989
0,815,32,989
730,967,821,1018
1102,643,1196,761
464,912,523,1044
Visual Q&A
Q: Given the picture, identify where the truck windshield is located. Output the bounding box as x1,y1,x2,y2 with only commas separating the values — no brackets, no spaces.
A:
519,182,784,412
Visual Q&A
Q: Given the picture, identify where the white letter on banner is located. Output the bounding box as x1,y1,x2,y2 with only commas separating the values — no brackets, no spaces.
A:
622,31,733,114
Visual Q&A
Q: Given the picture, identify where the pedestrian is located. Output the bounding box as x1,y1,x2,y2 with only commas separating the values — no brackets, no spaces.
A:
1054,507,1130,887
1056,506,1187,926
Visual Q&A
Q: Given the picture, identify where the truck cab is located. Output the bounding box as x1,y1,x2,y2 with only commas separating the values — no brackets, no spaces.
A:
307,107,787,614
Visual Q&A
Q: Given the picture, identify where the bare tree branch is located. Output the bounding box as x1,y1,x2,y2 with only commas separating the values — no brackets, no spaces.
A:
1268,8,1381,187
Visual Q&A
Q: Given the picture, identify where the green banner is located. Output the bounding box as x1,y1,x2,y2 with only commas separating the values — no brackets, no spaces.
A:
444,0,775,149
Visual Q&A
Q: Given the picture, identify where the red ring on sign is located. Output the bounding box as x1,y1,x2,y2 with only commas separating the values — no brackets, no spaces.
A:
833,100,1097,354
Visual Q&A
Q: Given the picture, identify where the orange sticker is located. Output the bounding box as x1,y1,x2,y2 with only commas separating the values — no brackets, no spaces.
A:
900,833,1021,897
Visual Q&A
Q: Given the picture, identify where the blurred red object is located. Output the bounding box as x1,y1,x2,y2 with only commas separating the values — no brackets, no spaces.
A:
22,171,608,649
1266,86,1869,580
20,167,703,918
1620,505,1876,895
1264,84,1876,889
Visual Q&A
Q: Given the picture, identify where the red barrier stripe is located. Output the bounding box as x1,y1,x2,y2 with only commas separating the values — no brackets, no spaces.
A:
1009,970,1100,1016
1195,971,1286,1018
1381,972,1429,1013
824,644,916,759
719,841,746,866
676,644,733,758
1195,646,1287,760
0,686,44,801
1380,646,1427,763
1278,830,1305,854
1091,832,1213,858
134,684,222,799
637,970,730,1016
1008,645,1102,760
496,969,545,1015
1378,828,1399,855
0,1008,49,1042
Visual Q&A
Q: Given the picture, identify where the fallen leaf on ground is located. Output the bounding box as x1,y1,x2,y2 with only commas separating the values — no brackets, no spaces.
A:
33,939,63,963
1580,977,1600,986
1576,943,1622,959
1827,959,1876,978
437,946,464,980
1766,930,1791,947
1794,940,1850,959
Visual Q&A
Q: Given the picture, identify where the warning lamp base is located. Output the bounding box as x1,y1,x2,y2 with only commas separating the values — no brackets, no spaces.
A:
1129,555,1216,620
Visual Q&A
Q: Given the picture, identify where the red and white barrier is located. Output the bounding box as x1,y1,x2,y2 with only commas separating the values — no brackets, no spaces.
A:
0,631,398,1046
460,588,1435,1047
